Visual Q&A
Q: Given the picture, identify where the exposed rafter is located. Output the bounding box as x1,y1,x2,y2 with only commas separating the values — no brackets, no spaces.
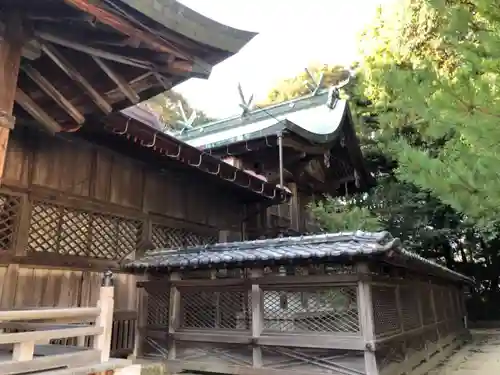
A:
20,64,85,124
37,31,153,70
15,89,62,133
62,0,193,61
92,56,140,104
41,43,112,114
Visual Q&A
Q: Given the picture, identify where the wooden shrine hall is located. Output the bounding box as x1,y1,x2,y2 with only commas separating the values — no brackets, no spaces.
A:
127,231,472,375
177,87,375,238
0,0,292,374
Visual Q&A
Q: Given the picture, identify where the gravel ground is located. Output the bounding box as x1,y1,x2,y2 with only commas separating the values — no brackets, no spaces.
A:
427,329,500,375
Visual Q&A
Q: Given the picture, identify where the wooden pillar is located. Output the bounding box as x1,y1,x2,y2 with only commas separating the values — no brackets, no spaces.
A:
249,269,264,368
0,13,25,183
429,282,441,347
93,271,115,362
394,284,407,362
289,183,300,232
167,272,181,360
218,230,230,243
356,263,379,375
132,281,148,359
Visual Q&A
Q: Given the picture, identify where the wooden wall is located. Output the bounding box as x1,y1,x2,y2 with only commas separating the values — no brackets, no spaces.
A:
0,128,248,312
0,265,135,310
3,130,243,230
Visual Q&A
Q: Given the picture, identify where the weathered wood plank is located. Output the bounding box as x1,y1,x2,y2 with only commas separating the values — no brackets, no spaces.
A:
0,348,101,375
21,63,85,124
0,13,25,184
0,307,100,321
15,88,62,133
0,326,102,344
41,43,112,114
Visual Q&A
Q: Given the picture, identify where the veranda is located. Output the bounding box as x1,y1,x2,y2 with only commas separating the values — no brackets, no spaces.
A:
128,231,472,375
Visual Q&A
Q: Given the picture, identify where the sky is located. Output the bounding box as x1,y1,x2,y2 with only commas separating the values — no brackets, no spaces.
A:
175,0,392,118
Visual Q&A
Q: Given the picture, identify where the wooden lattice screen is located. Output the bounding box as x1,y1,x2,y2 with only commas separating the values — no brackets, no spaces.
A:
151,222,217,249
372,281,465,372
28,200,142,260
0,191,22,252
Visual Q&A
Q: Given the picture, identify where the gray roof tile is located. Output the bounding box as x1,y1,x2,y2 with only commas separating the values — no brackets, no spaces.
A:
125,231,472,283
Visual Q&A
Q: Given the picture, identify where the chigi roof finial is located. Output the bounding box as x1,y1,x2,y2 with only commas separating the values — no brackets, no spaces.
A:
237,82,254,117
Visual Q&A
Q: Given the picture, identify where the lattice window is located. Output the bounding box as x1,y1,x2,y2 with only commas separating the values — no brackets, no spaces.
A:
151,223,217,249
400,285,421,331
372,285,400,336
145,284,170,328
0,193,22,251
180,287,251,330
28,201,141,260
262,286,359,333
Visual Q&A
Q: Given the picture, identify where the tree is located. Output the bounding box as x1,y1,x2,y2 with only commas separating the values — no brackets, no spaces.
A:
146,90,215,131
260,54,500,319
355,0,500,228
258,64,351,106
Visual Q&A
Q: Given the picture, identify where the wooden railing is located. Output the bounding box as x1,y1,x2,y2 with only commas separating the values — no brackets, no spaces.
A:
111,309,137,358
0,271,136,374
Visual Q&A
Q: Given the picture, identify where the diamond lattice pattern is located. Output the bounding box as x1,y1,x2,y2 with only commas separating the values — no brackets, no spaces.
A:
263,286,359,333
28,201,141,260
180,288,251,330
0,193,21,251
151,222,217,249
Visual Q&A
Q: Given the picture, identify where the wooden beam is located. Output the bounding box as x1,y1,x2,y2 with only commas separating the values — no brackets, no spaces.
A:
62,0,192,61
15,88,62,133
0,14,25,184
92,56,140,104
37,31,152,70
21,64,85,124
41,43,112,114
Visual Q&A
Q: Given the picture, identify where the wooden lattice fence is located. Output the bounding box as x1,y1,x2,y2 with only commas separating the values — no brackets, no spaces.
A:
0,188,220,360
28,200,142,260
0,191,22,252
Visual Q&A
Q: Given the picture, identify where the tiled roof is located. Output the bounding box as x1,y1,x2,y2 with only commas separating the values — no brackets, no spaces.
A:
125,231,472,283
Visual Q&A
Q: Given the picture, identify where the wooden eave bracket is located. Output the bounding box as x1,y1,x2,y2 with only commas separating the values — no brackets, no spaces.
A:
0,111,16,130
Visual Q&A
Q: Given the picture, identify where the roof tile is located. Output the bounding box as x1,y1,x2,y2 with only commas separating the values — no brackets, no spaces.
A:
125,231,472,283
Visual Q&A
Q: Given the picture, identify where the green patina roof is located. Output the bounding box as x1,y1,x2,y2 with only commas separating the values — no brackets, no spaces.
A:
177,89,349,150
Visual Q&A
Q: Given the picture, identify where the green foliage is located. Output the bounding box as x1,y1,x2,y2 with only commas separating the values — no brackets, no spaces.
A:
259,64,351,106
146,90,214,130
355,0,500,227
309,196,382,233
261,0,500,317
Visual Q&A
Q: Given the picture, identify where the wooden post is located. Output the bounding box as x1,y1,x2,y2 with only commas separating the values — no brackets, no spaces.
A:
356,263,379,375
218,230,230,243
429,282,441,349
12,341,34,362
13,194,32,256
93,270,115,362
289,183,300,232
167,272,181,360
0,13,25,184
394,284,407,361
250,269,264,368
132,281,147,359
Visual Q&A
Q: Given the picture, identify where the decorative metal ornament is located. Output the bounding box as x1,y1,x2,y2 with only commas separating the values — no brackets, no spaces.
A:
323,150,331,168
